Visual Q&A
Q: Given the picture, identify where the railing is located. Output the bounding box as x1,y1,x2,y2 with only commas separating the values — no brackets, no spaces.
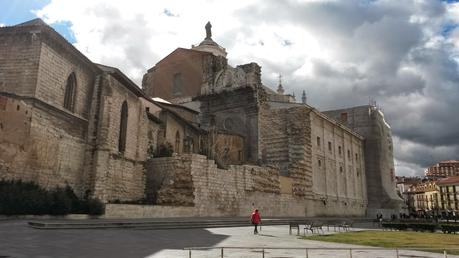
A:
184,246,456,258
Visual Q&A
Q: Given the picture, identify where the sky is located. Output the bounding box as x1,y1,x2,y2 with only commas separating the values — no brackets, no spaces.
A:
1,0,459,177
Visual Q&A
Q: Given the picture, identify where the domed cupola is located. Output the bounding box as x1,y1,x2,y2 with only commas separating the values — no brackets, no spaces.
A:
192,21,227,57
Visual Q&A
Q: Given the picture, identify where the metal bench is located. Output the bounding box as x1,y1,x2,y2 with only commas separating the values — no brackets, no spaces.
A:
334,220,353,231
304,222,324,234
289,222,300,235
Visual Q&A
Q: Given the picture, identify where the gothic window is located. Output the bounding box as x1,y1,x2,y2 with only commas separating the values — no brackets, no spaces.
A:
347,149,351,159
338,146,342,156
173,73,183,96
316,136,321,148
64,72,77,111
328,141,332,153
118,101,128,152
175,131,180,153
318,159,322,167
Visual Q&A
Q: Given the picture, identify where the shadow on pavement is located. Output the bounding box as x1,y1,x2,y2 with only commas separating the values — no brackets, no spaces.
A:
0,221,229,258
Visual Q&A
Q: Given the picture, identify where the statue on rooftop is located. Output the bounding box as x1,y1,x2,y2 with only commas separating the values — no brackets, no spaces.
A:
205,21,212,39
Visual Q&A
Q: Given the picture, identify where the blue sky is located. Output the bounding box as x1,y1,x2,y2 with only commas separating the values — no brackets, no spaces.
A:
0,0,75,43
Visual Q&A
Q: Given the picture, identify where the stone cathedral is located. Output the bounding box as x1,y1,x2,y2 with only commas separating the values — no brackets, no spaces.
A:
0,19,402,217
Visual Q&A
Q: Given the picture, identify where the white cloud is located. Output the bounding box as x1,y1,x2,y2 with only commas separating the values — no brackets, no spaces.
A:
33,0,459,176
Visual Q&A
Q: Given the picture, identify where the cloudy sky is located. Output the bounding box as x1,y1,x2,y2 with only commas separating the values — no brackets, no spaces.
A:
1,0,458,177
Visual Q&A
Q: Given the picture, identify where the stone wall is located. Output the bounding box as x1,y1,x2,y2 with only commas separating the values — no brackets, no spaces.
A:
0,24,96,196
36,41,96,119
90,74,159,201
145,154,366,218
259,105,313,197
104,204,195,218
0,26,41,96
310,110,367,211
324,105,401,216
199,88,260,163
0,96,33,180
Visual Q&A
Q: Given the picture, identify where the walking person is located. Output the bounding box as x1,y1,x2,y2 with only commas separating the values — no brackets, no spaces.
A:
251,209,261,234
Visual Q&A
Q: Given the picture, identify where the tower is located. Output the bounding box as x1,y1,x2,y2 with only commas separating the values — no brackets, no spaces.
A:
302,90,307,104
277,74,284,94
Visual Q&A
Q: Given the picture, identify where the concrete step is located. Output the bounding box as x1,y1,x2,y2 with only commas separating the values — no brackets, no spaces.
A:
28,217,371,230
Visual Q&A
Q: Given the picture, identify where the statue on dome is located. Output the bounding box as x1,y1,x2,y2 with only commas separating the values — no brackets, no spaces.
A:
205,21,212,39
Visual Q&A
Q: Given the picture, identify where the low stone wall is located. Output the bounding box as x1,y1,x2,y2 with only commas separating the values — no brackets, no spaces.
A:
104,204,195,218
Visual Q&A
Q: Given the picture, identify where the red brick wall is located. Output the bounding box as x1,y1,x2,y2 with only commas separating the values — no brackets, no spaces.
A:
143,48,209,100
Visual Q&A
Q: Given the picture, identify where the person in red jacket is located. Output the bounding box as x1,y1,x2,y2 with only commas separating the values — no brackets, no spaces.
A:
250,209,261,234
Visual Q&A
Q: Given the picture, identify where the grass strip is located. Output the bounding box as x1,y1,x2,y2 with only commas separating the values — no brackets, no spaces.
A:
302,230,459,255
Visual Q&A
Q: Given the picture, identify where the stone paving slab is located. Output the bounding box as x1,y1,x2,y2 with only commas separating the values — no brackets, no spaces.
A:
149,225,459,258
0,220,456,258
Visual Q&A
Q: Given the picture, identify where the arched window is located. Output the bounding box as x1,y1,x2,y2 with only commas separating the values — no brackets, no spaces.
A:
118,101,128,152
64,72,77,111
175,131,180,153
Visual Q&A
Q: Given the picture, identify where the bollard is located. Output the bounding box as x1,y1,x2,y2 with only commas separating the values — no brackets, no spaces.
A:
444,250,447,258
395,248,399,258
305,248,309,258
221,247,224,258
188,249,191,258
262,249,265,258
349,248,352,258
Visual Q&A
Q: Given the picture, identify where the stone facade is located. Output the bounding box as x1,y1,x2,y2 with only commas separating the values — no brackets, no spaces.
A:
0,20,162,202
324,105,402,216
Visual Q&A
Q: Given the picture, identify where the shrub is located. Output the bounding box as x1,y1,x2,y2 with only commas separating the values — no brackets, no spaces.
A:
0,180,105,216
381,222,437,232
87,198,105,215
0,180,50,215
155,142,174,157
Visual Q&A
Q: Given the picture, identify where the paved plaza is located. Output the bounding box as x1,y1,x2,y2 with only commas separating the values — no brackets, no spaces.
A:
0,220,457,258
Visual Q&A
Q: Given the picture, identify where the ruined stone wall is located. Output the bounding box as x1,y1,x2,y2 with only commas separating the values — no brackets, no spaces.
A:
91,75,156,201
259,106,290,175
146,156,195,205
199,88,259,163
145,154,366,217
213,133,244,165
259,105,313,197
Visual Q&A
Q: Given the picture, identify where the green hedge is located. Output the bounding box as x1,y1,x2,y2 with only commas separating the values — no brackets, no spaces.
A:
381,222,436,232
0,180,104,216
440,224,459,234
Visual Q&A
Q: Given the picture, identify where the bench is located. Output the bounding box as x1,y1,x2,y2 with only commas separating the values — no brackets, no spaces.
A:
334,220,353,231
289,222,300,235
304,222,324,234
372,218,382,227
